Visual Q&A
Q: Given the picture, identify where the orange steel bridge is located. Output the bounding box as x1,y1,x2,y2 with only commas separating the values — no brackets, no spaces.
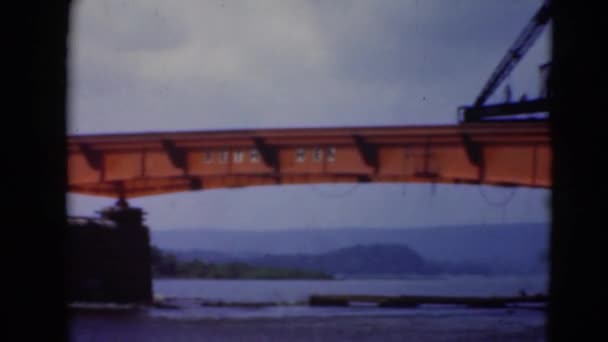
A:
67,121,551,199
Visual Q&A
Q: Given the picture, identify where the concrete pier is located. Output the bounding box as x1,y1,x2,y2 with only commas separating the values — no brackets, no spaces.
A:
66,201,152,304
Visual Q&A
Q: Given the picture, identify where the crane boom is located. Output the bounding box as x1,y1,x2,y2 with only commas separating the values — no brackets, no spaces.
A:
473,1,551,107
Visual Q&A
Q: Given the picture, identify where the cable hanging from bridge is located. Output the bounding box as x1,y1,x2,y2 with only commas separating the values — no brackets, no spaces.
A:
477,184,518,208
308,183,360,199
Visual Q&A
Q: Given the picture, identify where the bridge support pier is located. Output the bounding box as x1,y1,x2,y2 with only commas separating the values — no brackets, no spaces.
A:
66,199,152,305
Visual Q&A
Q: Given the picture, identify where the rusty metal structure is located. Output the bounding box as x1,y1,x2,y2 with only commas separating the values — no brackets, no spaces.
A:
458,0,551,123
68,121,550,199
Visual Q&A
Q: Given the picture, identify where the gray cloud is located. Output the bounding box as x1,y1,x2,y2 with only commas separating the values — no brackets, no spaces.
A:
68,0,548,133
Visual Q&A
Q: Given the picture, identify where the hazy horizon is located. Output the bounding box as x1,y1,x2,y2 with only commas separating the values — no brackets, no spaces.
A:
144,220,549,232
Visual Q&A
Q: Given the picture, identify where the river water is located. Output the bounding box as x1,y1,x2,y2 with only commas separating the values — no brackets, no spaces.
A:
69,275,547,341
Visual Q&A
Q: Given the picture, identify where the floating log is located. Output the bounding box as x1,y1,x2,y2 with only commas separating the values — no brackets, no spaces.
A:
200,301,278,308
199,300,307,307
152,300,180,309
309,294,547,308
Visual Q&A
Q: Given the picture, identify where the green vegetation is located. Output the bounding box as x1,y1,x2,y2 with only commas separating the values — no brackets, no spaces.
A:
150,245,333,280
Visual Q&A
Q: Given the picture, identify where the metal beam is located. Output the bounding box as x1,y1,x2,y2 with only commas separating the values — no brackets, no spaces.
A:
161,140,187,172
353,134,378,171
79,143,102,170
67,123,550,198
358,175,372,183
461,133,485,181
253,137,279,173
190,177,202,190
460,98,549,123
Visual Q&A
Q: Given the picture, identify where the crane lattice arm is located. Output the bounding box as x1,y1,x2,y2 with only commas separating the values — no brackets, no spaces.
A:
474,1,551,107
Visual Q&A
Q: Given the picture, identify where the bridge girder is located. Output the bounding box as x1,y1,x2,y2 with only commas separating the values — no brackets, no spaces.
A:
67,122,551,198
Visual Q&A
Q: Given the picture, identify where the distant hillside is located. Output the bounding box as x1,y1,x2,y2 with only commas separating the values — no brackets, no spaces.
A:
247,244,442,276
151,246,332,280
170,244,496,277
152,223,549,275
169,249,240,264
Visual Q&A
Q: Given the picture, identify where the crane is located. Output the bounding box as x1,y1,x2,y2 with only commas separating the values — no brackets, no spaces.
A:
459,1,551,123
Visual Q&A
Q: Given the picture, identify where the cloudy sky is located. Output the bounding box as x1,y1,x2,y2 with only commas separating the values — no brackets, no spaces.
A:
67,0,551,230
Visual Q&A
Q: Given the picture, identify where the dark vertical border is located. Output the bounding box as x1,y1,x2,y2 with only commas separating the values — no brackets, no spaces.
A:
11,0,606,340
10,1,71,340
549,0,606,340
